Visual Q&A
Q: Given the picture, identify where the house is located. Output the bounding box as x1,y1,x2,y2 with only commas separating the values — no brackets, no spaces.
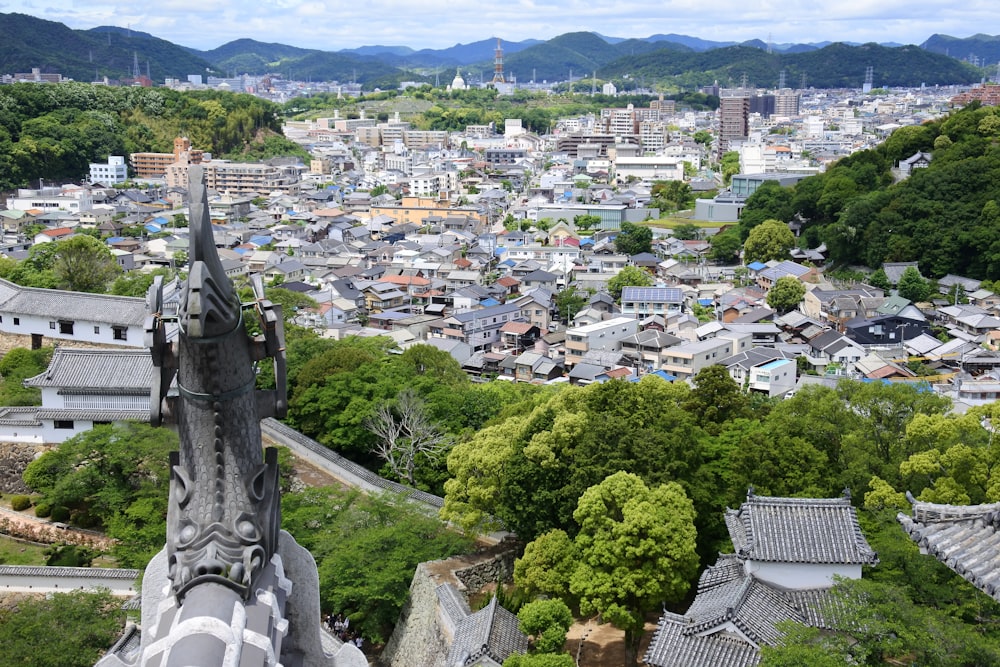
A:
645,492,878,667
844,313,931,345
619,329,683,371
0,348,152,443
431,302,522,351
499,321,541,353
806,330,864,372
720,348,798,397
513,351,563,383
0,279,146,348
660,333,750,380
564,316,639,367
620,286,684,318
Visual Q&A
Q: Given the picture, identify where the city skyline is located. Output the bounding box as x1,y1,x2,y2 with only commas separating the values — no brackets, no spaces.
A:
1,0,997,53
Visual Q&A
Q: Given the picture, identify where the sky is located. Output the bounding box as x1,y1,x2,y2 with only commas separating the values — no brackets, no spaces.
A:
1,0,997,52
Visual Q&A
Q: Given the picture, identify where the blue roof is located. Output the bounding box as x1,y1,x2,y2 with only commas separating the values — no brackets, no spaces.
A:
480,298,501,307
580,237,596,246
250,235,272,246
747,261,768,271
759,359,791,370
698,298,714,306
153,216,169,224
105,236,125,244
631,370,678,382
145,223,162,233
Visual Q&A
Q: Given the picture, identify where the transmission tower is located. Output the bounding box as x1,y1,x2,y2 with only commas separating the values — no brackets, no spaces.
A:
133,52,140,79
779,69,786,90
491,38,505,84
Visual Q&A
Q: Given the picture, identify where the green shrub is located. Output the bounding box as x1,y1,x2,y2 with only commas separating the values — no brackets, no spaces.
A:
34,503,51,518
10,495,31,511
50,505,70,522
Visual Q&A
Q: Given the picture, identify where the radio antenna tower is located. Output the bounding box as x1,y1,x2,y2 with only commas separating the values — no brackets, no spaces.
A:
133,51,141,79
492,38,505,84
779,69,786,90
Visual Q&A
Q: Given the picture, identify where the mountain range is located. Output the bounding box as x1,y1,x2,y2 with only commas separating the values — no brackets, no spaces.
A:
0,12,990,90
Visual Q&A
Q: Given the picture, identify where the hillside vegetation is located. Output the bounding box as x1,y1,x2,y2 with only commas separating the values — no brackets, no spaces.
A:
0,83,304,189
740,103,1000,279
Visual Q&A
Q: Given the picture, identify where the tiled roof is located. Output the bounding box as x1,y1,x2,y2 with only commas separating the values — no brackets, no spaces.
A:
0,565,139,578
726,494,878,565
436,583,472,633
35,408,149,422
446,596,527,666
898,499,1000,601
686,568,803,646
0,406,41,426
644,612,761,667
0,279,146,325
24,348,152,391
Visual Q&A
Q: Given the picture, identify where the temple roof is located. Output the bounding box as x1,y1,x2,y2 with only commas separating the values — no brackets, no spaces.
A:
23,348,152,392
446,596,527,666
898,498,1000,601
725,494,878,565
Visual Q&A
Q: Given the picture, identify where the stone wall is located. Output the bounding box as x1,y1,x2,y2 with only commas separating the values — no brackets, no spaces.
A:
0,441,41,494
0,332,133,357
379,540,521,667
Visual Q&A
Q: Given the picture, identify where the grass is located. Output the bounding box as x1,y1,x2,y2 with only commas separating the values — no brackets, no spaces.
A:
0,535,48,565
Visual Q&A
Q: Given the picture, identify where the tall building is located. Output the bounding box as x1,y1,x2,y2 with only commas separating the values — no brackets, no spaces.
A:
774,90,801,117
131,137,204,178
718,95,750,159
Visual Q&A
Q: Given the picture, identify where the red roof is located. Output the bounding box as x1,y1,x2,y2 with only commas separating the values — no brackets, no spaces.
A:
39,227,74,238
501,321,535,334
497,276,520,288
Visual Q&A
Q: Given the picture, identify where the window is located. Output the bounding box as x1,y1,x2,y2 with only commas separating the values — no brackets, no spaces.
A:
12,317,18,325
59,320,74,335
113,326,128,341
94,326,101,334
49,321,56,330
54,420,74,430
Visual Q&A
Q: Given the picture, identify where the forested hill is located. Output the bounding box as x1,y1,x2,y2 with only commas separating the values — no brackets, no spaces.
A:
598,42,980,89
0,83,305,190
0,12,219,82
740,103,1000,279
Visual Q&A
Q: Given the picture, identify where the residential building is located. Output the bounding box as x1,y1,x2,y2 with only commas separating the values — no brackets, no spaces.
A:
89,156,128,184
620,286,685,318
131,136,204,178
431,302,522,351
564,316,639,367
718,94,750,159
660,333,750,379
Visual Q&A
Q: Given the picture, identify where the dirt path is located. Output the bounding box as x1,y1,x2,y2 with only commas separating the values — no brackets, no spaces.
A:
565,617,658,667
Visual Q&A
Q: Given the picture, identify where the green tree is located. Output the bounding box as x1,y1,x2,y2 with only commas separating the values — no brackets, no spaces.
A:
708,228,742,263
720,151,741,184
867,267,892,291
743,219,795,263
514,529,579,600
0,345,54,406
283,487,472,643
0,590,125,667
897,265,933,302
573,214,601,231
570,472,699,667
553,286,589,323
613,222,653,256
683,365,752,434
766,276,807,313
49,235,122,292
607,265,653,301
517,599,574,654
22,422,176,565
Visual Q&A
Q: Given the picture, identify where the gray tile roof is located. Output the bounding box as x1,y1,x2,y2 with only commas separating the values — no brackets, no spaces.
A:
726,494,878,565
898,499,1000,601
0,565,139,578
686,565,804,646
0,406,41,426
644,612,761,667
35,409,150,422
446,596,527,666
23,348,152,391
436,583,472,634
0,278,146,325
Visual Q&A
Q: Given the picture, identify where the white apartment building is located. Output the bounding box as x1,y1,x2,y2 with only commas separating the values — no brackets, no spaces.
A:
89,156,128,184
565,316,639,367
